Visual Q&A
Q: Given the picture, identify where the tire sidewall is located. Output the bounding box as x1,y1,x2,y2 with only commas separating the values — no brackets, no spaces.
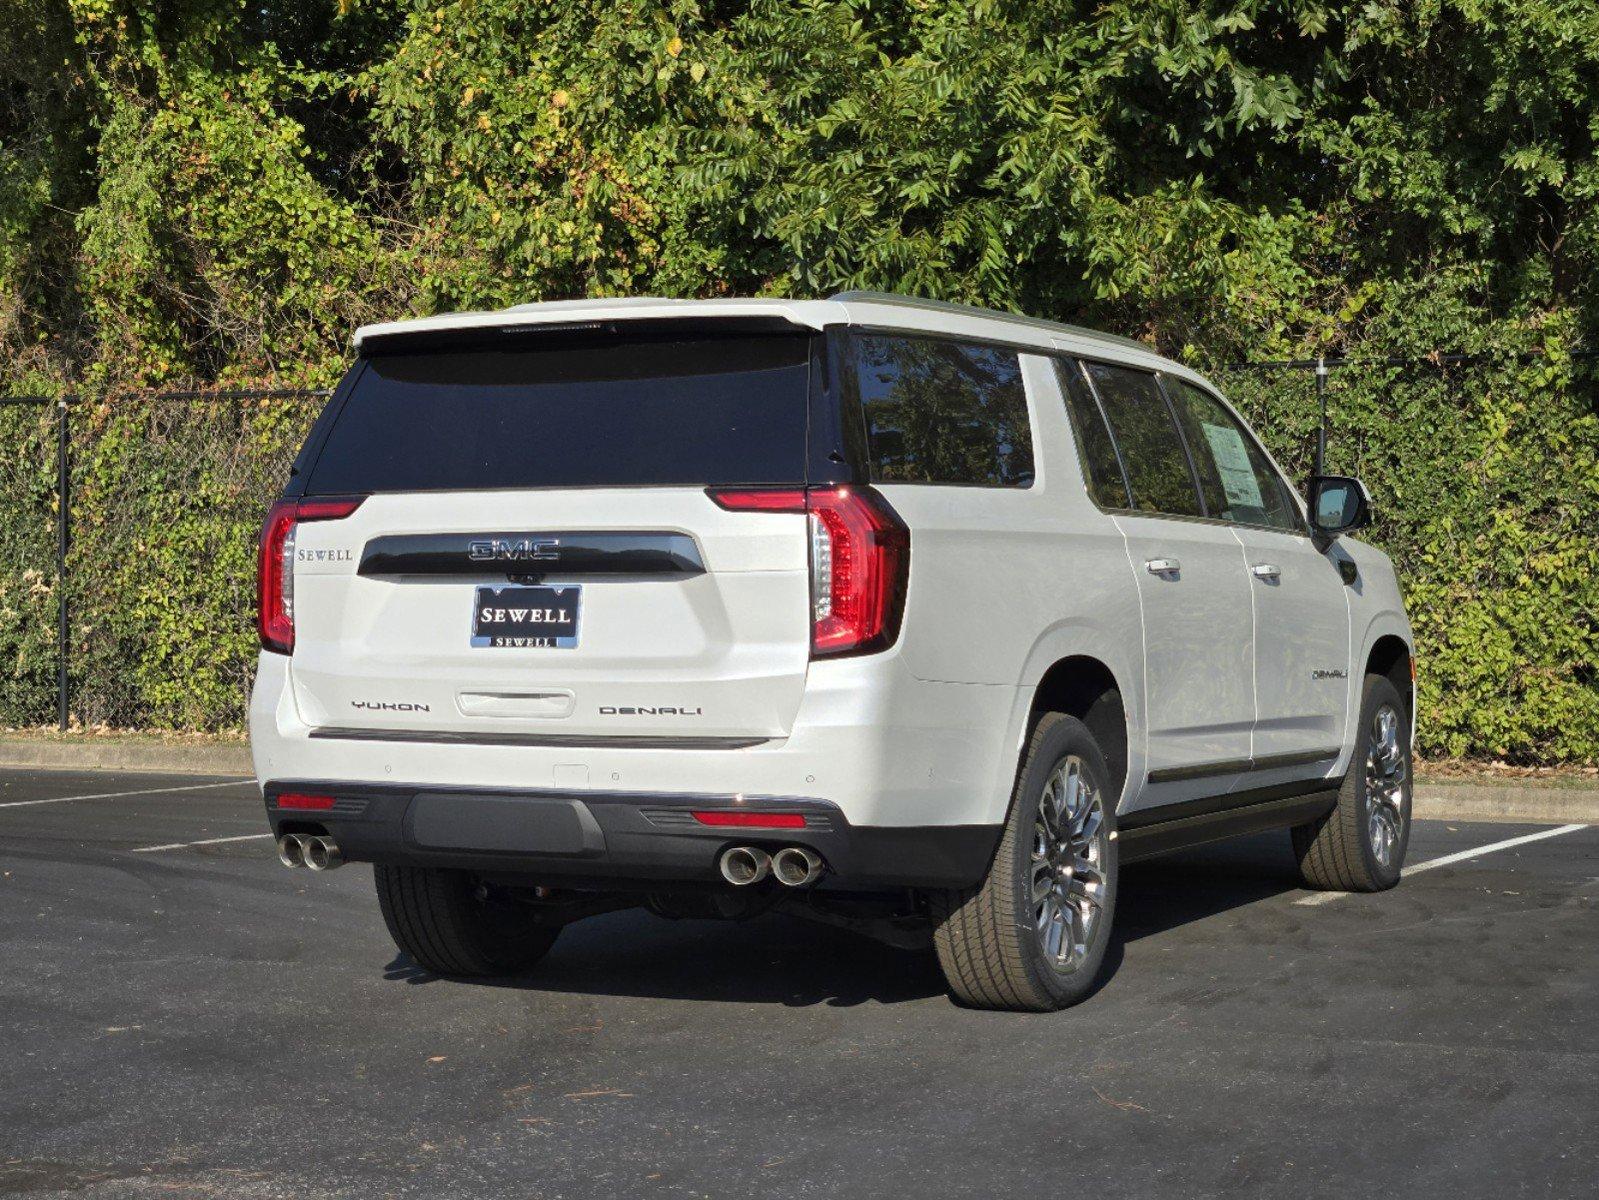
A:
1353,676,1412,887
1010,715,1120,1006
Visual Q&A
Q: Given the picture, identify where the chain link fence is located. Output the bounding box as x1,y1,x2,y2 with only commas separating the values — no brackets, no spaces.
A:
2,352,1594,762
0,390,325,733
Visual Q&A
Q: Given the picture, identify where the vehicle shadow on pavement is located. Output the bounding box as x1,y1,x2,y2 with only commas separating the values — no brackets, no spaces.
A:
384,908,949,1007
381,834,1305,1008
1115,831,1305,944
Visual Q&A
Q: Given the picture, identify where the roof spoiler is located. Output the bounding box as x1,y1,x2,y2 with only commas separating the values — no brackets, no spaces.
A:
356,313,815,357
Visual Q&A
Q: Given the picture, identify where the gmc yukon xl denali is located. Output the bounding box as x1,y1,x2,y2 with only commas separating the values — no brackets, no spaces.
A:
252,293,1415,1012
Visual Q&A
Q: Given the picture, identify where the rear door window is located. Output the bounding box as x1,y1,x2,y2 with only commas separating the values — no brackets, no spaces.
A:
305,333,811,494
851,334,1034,486
1080,362,1203,517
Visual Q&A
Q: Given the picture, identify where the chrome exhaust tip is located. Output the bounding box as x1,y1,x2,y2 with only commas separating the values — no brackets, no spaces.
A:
772,846,824,887
718,846,771,886
276,833,309,869
303,835,344,872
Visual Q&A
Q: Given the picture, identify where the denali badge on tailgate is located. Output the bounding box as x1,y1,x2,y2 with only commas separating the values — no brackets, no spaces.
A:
472,584,581,648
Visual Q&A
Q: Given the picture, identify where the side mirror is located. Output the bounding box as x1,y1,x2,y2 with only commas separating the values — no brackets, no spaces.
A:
1307,475,1372,537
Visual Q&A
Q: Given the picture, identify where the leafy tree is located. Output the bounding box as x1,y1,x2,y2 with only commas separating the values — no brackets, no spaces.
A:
0,0,1594,757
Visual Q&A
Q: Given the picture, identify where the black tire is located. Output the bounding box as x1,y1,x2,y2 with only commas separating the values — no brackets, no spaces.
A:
1292,674,1412,892
931,712,1119,1012
374,865,560,977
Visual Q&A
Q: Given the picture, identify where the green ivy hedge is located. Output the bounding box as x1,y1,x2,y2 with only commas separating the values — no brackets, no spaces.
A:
1221,336,1599,763
0,351,1592,763
0,396,318,732
2,2,1597,760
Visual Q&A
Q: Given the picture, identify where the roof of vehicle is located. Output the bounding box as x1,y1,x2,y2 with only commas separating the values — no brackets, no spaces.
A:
351,292,1189,380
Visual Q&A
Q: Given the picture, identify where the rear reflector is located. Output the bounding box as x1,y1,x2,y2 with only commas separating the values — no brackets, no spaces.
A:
276,792,337,811
690,810,806,829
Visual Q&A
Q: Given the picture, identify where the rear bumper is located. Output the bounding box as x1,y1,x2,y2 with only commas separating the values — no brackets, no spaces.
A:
263,780,1000,891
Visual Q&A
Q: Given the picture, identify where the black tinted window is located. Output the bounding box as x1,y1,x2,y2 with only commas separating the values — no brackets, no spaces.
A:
306,334,810,494
1056,359,1130,507
1082,363,1201,516
1167,379,1299,530
853,335,1033,486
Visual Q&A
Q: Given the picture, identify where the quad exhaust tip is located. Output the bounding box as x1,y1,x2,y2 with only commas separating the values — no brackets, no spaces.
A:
277,833,342,871
718,845,825,887
772,846,824,887
718,845,771,886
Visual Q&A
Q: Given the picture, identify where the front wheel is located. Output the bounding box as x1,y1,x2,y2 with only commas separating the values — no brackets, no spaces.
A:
375,865,561,977
1292,673,1412,891
931,712,1118,1012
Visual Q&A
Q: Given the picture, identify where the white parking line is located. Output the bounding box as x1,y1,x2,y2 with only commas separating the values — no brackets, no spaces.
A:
1295,823,1589,906
130,832,275,853
0,779,255,810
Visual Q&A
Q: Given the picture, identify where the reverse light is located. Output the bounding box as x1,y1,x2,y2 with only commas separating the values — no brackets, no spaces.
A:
257,496,365,654
708,485,909,658
690,810,807,829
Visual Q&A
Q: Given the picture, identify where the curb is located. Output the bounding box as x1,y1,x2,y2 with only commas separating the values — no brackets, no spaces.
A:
1412,784,1597,826
0,736,252,777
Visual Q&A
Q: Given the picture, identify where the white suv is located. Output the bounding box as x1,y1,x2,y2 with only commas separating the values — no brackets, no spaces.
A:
252,292,1415,1011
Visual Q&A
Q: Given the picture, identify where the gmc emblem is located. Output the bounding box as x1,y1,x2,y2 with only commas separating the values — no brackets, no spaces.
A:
468,537,560,562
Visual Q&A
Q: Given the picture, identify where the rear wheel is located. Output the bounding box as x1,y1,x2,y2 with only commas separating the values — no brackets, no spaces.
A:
931,712,1118,1011
1292,674,1412,892
375,865,560,977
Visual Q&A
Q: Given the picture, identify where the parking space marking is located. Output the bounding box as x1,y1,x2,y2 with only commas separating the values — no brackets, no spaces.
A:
1295,823,1589,905
130,832,275,853
0,779,255,810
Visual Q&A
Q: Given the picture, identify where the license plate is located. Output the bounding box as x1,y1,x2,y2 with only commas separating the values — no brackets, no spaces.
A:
471,585,581,648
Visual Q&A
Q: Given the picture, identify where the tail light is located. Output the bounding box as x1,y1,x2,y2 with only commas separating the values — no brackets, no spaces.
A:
708,485,908,657
257,496,364,654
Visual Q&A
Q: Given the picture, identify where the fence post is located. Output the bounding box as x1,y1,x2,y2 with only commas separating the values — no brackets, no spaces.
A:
56,397,70,732
1314,356,1328,476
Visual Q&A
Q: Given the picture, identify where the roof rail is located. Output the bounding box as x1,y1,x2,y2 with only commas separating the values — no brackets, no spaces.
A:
826,291,1152,354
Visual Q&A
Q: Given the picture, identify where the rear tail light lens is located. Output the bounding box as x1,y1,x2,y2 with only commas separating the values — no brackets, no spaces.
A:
708,485,908,657
805,487,908,656
257,496,364,654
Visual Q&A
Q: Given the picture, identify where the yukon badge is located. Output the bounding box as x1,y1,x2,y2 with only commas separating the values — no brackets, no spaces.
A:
468,537,560,562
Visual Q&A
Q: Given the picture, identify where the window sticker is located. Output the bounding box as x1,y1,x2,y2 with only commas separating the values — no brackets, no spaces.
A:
1200,421,1265,511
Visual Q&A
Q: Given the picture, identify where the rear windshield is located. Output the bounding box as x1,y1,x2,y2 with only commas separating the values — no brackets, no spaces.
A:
305,333,811,494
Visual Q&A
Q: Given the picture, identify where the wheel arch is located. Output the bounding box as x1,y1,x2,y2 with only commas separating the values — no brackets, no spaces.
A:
1365,632,1415,722
1027,655,1130,807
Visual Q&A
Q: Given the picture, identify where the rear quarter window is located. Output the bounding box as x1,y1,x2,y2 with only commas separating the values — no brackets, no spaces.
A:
851,334,1034,487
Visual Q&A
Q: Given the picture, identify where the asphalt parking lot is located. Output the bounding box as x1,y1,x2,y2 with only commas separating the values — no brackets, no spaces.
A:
1,767,1595,1199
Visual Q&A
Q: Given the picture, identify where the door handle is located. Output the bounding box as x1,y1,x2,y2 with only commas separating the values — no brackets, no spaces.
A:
1250,563,1281,580
1145,558,1181,575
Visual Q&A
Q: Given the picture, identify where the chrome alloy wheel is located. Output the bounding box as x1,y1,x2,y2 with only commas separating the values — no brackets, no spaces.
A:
1366,702,1408,869
1031,755,1108,974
